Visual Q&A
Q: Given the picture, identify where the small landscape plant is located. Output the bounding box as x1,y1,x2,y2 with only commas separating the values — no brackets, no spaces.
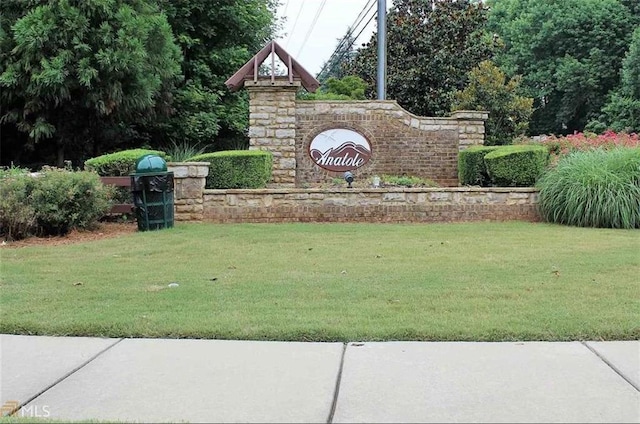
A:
381,175,438,188
0,167,114,240
537,147,640,229
163,141,209,162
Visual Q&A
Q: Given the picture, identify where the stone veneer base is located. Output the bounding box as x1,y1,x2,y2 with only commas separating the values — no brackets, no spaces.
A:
199,187,540,223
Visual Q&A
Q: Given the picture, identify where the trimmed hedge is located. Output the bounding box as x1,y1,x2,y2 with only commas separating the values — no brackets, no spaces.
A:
458,146,500,186
189,150,273,189
84,149,170,176
484,145,550,187
537,147,640,229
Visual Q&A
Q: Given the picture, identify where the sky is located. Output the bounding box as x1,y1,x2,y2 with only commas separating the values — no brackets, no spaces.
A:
274,0,385,77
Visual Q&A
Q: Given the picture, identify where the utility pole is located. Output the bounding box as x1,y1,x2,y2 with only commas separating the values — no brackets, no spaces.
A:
377,0,387,100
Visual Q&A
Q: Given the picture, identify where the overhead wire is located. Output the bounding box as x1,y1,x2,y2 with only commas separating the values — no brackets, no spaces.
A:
285,0,307,48
316,0,377,79
323,0,375,66
296,0,329,57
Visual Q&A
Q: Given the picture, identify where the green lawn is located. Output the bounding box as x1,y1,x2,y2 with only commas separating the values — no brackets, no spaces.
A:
1,222,638,341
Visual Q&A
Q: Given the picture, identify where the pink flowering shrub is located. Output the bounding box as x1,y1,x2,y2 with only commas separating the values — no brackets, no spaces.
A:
525,131,639,157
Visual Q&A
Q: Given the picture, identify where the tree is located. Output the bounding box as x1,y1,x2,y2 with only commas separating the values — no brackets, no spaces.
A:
487,0,637,135
299,75,367,100
588,27,640,133
317,31,358,82
452,60,533,145
153,0,279,150
0,0,182,166
346,0,495,117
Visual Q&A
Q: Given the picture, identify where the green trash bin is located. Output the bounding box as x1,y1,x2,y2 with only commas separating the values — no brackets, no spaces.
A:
130,155,174,231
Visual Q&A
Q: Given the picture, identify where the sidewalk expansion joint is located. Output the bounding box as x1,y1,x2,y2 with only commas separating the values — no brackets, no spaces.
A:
326,342,347,424
15,338,125,415
581,341,640,392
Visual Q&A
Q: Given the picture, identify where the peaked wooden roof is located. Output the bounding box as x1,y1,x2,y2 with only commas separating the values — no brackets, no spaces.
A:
225,41,320,93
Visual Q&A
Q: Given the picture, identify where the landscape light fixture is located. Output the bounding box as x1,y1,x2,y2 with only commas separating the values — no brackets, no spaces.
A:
344,171,354,188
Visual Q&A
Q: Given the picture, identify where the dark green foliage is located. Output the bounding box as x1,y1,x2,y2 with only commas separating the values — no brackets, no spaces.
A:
347,0,495,117
487,0,637,135
300,76,367,100
458,146,501,186
84,149,169,176
537,148,640,229
452,61,534,145
0,0,182,166
0,168,113,239
189,150,273,189
588,28,640,133
484,145,549,187
151,0,278,148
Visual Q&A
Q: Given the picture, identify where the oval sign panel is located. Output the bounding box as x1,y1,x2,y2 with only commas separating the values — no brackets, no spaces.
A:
309,128,372,172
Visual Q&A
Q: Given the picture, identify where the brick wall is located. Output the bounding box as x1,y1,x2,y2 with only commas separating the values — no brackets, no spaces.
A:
245,79,488,188
296,104,486,187
202,187,539,223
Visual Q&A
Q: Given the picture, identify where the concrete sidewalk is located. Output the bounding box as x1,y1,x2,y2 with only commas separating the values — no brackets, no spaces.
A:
1,335,638,423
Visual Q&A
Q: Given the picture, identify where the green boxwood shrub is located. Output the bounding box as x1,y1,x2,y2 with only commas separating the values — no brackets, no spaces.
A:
188,150,273,189
537,147,640,229
484,145,549,187
0,167,113,240
84,149,170,176
458,146,500,186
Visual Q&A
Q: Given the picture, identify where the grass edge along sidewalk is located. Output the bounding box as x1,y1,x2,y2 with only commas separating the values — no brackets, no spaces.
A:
1,222,638,342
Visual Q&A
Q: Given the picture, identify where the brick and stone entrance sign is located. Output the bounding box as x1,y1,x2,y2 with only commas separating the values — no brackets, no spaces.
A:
226,41,488,188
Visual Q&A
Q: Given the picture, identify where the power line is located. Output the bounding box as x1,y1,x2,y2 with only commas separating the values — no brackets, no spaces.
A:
317,0,377,79
283,0,290,16
285,0,306,48
316,0,376,78
325,0,375,63
296,0,329,57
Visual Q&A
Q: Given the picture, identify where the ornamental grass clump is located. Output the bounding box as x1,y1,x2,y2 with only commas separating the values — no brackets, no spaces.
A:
537,147,640,229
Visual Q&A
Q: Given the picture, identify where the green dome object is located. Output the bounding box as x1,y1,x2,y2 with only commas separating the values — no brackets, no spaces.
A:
134,154,167,174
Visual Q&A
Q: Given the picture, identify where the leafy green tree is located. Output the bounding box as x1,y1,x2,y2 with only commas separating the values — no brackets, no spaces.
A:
299,75,367,100
588,28,640,133
154,0,278,150
347,0,495,117
0,0,182,166
452,60,533,145
487,0,637,135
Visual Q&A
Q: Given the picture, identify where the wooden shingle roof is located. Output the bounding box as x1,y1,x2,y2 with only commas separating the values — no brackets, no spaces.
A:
225,41,320,93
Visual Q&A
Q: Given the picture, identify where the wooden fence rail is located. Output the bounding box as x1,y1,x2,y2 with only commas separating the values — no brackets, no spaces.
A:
100,176,134,214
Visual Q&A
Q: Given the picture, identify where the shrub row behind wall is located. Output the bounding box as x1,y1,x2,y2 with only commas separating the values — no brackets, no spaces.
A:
459,145,549,187
84,149,170,176
189,150,273,189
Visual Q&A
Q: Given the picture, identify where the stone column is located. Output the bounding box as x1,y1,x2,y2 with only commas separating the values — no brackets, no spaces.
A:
167,162,209,221
452,110,489,150
245,79,300,187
